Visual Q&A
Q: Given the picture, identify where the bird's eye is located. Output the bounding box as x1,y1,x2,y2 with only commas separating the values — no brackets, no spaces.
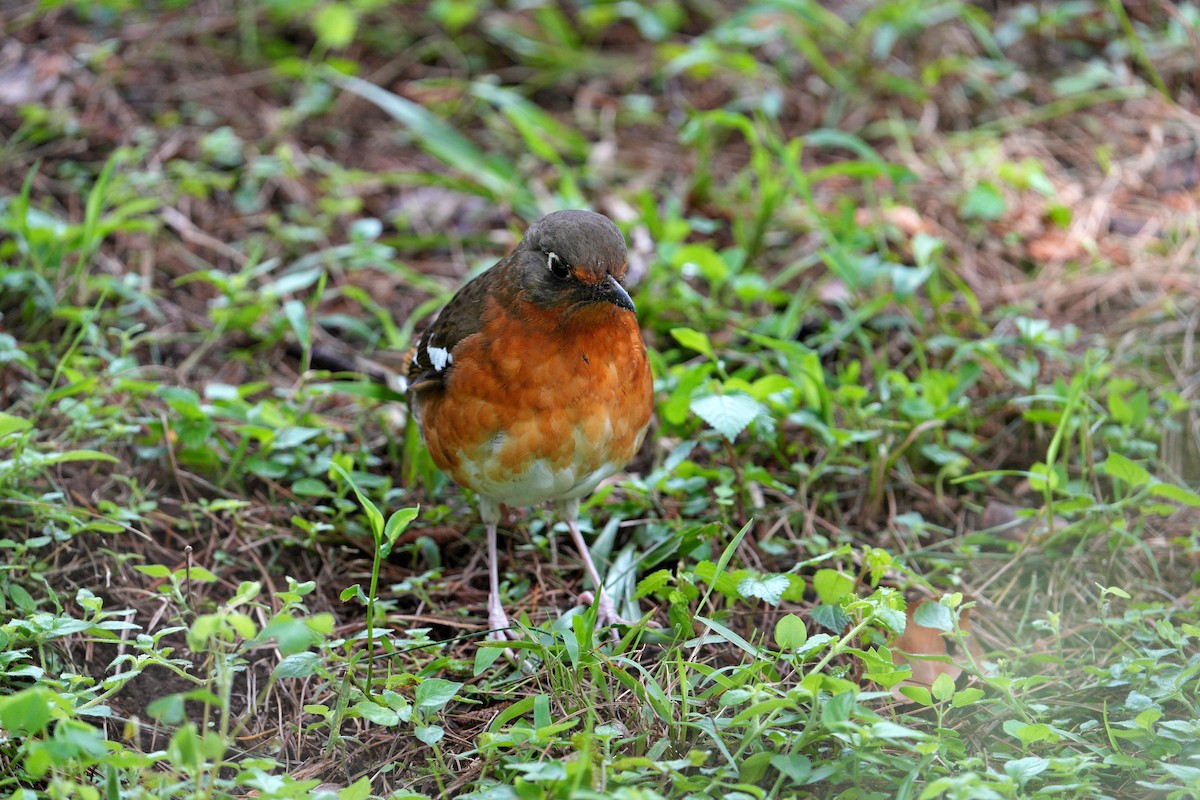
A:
547,251,570,279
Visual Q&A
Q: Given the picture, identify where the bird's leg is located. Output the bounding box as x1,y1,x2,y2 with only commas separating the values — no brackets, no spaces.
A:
565,518,625,632
481,498,512,642
558,494,643,638
486,521,512,640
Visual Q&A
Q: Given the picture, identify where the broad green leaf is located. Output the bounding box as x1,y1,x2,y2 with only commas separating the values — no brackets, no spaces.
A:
415,678,462,714
960,181,1006,220
414,724,444,746
770,753,812,784
473,644,505,676
1004,756,1049,785
811,603,851,632
931,672,956,702
670,327,715,360
1003,720,1054,746
272,652,322,680
1103,452,1151,487
737,574,789,605
355,701,399,726
0,411,31,438
913,600,954,632
0,687,53,735
899,685,932,706
1149,481,1200,507
873,606,906,635
146,694,185,724
950,687,985,707
673,244,730,285
774,614,807,650
813,569,855,605
339,776,373,800
690,392,765,442
382,506,420,554
313,3,358,49
635,568,672,599
8,584,34,612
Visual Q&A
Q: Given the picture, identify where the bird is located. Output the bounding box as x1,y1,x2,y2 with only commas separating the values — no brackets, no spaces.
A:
406,209,654,641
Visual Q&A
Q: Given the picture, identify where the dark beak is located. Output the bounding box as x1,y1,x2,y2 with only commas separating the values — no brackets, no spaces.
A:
599,274,636,313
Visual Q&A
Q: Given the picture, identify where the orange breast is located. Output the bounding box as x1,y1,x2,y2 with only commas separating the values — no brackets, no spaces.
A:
416,299,653,507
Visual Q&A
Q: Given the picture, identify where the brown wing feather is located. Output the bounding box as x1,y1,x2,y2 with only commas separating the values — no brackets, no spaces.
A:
407,257,508,393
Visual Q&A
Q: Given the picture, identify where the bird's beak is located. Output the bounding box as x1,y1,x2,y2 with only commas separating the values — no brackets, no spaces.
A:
599,273,636,313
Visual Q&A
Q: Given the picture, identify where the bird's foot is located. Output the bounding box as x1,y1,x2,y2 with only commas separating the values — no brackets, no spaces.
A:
483,603,528,667
487,606,514,642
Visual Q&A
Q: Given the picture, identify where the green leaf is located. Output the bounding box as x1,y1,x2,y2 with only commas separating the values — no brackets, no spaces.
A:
670,327,715,360
473,644,505,676
0,687,53,735
737,574,789,605
381,506,420,556
873,606,906,635
913,601,954,632
774,614,807,650
313,3,358,49
693,560,741,600
146,694,185,724
21,449,119,467
811,603,851,632
1149,481,1200,507
635,568,672,599
339,776,373,800
695,615,760,657
272,652,321,679
332,464,384,539
1004,756,1048,786
415,678,462,714
414,724,444,746
960,181,1006,221
821,690,855,725
284,299,310,350
1003,720,1054,746
8,584,34,612
355,701,399,726
931,672,955,702
673,244,730,286
0,411,31,438
899,685,932,706
911,232,944,270
1103,452,1151,487
770,753,812,784
813,569,855,605
690,392,765,442
951,688,986,708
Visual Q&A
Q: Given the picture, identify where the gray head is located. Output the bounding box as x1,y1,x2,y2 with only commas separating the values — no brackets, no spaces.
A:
514,210,634,315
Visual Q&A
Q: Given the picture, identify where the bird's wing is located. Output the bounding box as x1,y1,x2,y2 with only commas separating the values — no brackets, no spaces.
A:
406,260,503,394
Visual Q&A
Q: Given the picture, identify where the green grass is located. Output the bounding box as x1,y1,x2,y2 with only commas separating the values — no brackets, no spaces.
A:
3,0,1200,798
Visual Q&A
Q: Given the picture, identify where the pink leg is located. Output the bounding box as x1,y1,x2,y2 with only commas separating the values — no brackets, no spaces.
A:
566,519,634,634
486,521,513,641
479,498,513,643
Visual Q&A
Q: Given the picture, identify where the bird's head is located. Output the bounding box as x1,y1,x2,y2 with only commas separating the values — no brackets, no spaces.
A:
514,210,635,320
